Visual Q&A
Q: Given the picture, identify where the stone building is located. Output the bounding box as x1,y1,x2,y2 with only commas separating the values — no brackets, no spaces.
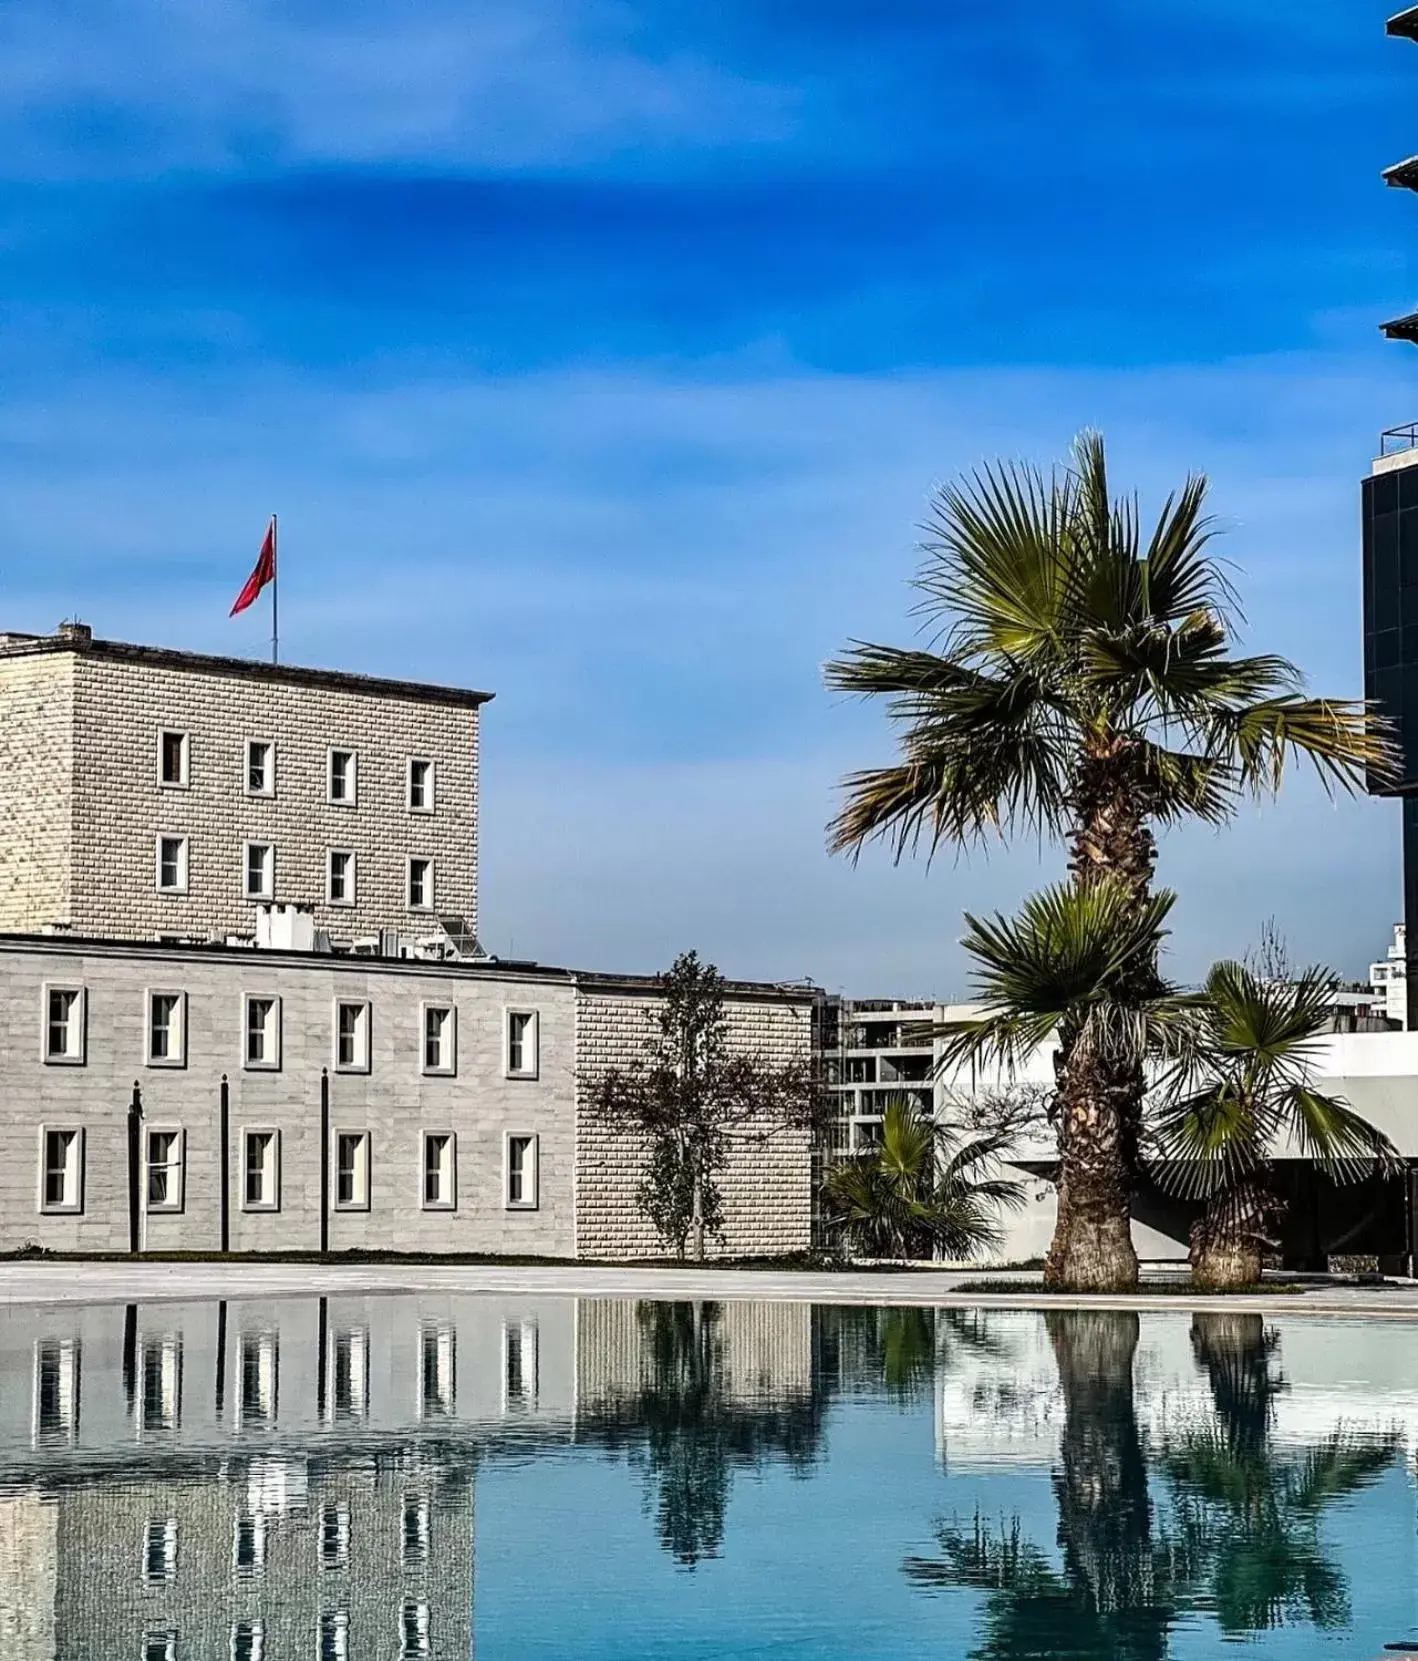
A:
0,626,817,1259
0,623,485,946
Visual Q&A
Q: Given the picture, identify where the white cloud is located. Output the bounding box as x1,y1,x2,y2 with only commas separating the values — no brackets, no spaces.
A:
0,0,794,179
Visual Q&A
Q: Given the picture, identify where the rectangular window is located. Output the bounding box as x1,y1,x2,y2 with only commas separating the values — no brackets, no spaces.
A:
320,1505,350,1571
402,1496,430,1566
328,748,357,805
144,1517,178,1586
230,1620,265,1661
233,1510,267,1580
144,1634,178,1661
146,1128,185,1213
147,990,186,1067
333,1001,370,1072
34,1338,79,1444
504,1133,539,1210
159,729,189,787
503,1320,539,1410
326,848,356,906
40,1127,83,1212
407,757,435,813
242,1130,279,1210
407,856,434,911
44,986,85,1064
421,1004,455,1074
422,1132,455,1210
419,1325,455,1418
140,1335,182,1432
156,834,188,894
244,841,274,901
244,996,281,1070
329,1327,368,1422
401,1601,431,1659
246,738,275,797
505,1009,539,1079
334,1131,370,1210
319,1611,350,1661
239,1331,277,1427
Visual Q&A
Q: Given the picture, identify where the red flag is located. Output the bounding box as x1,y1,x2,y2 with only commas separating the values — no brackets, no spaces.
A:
230,519,276,616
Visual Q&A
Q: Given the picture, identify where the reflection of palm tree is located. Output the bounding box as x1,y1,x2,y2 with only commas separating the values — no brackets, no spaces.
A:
816,1306,1014,1407
1164,1312,1399,1634
906,1311,1183,1661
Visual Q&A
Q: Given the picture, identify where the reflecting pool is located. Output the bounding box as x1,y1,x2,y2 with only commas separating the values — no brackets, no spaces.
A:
0,1296,1413,1658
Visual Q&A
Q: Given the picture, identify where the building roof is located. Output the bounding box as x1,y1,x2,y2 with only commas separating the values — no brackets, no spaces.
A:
0,929,817,1004
1382,311,1418,344
0,625,494,710
1385,156,1418,191
1390,6,1418,39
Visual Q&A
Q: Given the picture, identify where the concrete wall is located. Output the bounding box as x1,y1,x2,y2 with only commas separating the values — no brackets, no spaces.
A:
0,942,577,1257
0,642,482,942
574,988,815,1260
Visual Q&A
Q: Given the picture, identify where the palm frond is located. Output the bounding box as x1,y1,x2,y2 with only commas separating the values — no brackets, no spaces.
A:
1220,697,1398,797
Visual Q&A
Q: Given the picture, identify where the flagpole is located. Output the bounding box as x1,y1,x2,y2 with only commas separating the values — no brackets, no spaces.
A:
271,514,279,666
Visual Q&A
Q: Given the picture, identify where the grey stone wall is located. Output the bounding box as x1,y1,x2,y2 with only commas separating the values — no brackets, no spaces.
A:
573,987,815,1260
0,654,74,933
0,943,575,1257
2,645,482,942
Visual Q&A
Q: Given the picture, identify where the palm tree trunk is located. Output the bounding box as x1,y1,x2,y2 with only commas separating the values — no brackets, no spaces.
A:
1190,1175,1276,1289
1046,1035,1140,1290
1044,743,1158,1291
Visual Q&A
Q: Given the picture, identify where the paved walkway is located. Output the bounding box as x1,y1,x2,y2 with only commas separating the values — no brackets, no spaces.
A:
3,1259,1418,1315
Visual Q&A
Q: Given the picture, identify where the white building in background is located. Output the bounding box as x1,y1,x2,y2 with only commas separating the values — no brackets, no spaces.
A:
1371,923,1409,1028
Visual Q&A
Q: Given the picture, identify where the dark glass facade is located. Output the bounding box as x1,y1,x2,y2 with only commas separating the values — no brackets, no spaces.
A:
1362,461,1418,788
1363,459,1418,1027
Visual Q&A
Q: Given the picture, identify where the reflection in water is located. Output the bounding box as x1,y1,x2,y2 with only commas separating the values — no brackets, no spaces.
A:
0,1296,1407,1657
908,1310,1403,1661
1163,1313,1400,1634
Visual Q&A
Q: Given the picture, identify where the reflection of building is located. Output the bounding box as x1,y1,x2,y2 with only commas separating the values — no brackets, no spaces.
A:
0,1290,835,1656
55,1451,472,1661
0,624,816,1261
576,1298,814,1413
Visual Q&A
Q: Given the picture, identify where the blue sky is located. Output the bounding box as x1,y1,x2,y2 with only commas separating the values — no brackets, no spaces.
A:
3,1,1417,993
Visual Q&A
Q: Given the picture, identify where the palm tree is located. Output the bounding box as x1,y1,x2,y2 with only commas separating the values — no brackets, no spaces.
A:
1151,962,1399,1288
827,432,1390,1290
821,1095,1024,1261
940,878,1201,1287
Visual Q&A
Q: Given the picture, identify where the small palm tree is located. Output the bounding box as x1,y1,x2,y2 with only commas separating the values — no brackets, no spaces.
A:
827,432,1390,1289
940,878,1201,1287
821,1096,1023,1261
1151,962,1399,1288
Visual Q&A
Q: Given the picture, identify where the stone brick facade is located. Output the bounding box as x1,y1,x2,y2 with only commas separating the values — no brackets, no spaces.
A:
574,985,815,1260
0,938,817,1260
0,652,74,934
0,939,576,1258
0,630,487,944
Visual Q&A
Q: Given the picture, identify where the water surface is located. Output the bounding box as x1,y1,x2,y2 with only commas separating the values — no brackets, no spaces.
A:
1,1294,1413,1658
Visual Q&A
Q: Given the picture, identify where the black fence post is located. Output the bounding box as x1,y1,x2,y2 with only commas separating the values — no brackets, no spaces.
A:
219,1074,230,1255
320,1068,330,1256
126,1081,143,1255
